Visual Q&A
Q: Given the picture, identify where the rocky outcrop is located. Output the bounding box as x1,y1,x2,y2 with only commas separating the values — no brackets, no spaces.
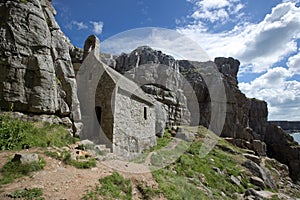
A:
265,124,300,182
0,0,81,134
214,57,268,139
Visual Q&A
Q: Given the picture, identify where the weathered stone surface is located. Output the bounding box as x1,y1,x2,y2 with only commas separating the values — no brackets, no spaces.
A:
0,0,81,134
175,128,195,142
244,188,277,200
114,90,156,159
79,139,95,146
154,101,167,137
114,46,179,73
230,175,241,186
243,160,277,189
252,140,267,156
12,153,39,165
265,124,300,182
243,153,261,164
250,176,266,189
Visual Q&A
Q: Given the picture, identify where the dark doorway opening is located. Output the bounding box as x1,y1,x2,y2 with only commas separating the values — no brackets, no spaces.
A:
95,106,102,125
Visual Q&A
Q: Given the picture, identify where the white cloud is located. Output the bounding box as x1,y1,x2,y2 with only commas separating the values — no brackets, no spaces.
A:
239,68,300,120
197,0,230,10
236,2,300,72
188,0,245,24
90,21,104,35
178,2,300,73
71,21,88,30
287,51,300,73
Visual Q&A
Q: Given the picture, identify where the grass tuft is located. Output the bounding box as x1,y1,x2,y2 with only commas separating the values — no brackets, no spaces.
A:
9,188,44,200
82,172,132,200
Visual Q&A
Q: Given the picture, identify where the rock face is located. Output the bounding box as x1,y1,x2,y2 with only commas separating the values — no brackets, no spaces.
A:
265,124,300,182
214,57,268,139
0,0,81,134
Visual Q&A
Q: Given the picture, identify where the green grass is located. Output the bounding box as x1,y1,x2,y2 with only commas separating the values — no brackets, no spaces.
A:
0,157,45,185
71,158,97,169
136,184,161,200
9,188,44,200
153,169,210,200
45,150,96,169
82,172,132,200
150,130,172,151
0,115,78,151
151,126,254,199
150,140,189,168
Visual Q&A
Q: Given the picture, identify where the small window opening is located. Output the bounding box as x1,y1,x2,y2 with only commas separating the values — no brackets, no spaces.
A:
89,73,93,80
144,107,147,120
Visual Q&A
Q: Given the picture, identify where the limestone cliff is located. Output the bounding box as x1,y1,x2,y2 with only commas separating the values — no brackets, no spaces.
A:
0,0,81,134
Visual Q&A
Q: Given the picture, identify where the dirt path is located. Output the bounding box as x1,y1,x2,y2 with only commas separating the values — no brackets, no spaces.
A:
0,149,163,200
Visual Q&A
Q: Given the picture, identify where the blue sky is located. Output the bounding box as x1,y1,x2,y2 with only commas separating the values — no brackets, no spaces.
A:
52,0,300,121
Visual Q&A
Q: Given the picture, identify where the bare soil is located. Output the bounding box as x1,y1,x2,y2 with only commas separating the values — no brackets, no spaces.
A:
0,148,164,200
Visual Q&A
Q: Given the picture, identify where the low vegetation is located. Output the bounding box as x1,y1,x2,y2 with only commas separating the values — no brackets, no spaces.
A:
8,188,44,200
44,150,96,169
0,114,78,151
82,172,132,200
0,157,45,185
135,126,254,199
150,130,172,151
